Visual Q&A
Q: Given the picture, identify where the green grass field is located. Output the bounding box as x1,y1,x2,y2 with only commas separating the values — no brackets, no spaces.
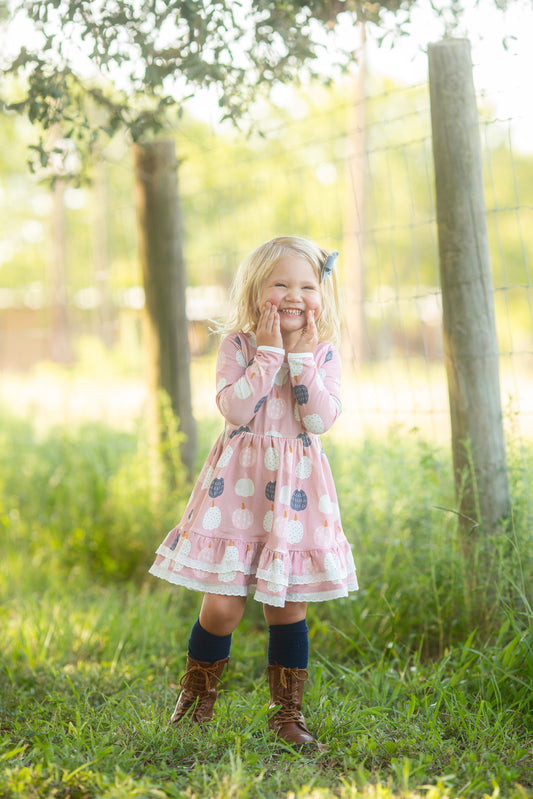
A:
1,408,532,798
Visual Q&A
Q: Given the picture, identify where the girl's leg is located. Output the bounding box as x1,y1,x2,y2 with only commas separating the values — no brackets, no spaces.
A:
263,602,308,669
171,594,246,726
263,601,317,747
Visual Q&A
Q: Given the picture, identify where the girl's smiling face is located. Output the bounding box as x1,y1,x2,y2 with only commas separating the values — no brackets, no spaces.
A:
258,256,322,336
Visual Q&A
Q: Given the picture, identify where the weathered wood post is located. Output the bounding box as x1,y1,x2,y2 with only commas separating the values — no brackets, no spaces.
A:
428,38,510,535
134,140,197,479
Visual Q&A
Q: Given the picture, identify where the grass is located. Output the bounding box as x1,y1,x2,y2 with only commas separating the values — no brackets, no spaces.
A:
1,406,533,798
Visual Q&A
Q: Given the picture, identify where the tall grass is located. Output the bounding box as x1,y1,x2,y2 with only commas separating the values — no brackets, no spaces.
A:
1,406,532,798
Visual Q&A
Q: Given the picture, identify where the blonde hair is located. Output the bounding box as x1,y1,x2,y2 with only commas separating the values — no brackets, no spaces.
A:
218,236,342,346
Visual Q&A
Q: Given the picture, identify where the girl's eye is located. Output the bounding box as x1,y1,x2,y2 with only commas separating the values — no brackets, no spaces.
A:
275,283,287,288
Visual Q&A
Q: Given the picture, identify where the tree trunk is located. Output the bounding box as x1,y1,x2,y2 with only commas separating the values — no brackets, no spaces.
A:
428,38,510,535
133,139,197,478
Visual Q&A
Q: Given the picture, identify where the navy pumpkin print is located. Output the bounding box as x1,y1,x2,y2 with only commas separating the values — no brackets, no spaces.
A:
294,384,309,405
297,432,312,447
325,349,333,362
265,480,276,501
291,489,308,511
254,396,267,413
209,477,225,498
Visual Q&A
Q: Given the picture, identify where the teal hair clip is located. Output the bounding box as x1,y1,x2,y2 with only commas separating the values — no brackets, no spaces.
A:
321,251,339,281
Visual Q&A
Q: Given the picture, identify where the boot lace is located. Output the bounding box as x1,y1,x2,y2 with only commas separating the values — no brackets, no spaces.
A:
179,661,224,695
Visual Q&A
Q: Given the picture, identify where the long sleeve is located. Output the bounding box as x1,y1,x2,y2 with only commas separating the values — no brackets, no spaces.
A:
216,334,285,427
288,345,342,435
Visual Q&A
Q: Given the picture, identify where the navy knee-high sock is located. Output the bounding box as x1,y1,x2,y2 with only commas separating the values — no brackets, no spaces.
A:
187,619,232,663
268,619,309,669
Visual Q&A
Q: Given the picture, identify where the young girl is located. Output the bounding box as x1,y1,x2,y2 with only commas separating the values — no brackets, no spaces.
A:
149,235,358,747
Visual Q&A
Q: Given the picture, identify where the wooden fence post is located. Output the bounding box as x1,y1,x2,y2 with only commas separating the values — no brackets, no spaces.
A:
134,139,197,478
428,38,510,534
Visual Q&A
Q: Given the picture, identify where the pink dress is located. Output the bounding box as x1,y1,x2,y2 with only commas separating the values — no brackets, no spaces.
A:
149,332,358,607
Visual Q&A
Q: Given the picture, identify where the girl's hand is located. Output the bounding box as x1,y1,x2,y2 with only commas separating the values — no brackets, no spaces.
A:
289,309,319,353
256,302,283,349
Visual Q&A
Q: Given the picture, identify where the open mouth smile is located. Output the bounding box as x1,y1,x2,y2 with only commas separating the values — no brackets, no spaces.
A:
279,308,304,316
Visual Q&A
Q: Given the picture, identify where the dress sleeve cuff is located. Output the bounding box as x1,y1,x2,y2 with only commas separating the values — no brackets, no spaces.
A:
287,352,314,360
257,345,285,355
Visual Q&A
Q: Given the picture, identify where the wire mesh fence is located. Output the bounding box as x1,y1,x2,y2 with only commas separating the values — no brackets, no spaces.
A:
1,74,532,464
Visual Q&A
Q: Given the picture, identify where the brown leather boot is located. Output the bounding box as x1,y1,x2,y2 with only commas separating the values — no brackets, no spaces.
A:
267,665,318,747
170,655,229,725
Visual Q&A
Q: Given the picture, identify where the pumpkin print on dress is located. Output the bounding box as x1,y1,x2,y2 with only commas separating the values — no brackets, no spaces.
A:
263,504,274,532
239,441,256,467
234,375,253,399
254,396,267,413
264,446,280,471
303,413,325,434
235,477,255,497
297,432,312,447
314,519,333,546
295,452,312,479
287,514,304,543
265,481,276,501
201,465,215,489
202,502,222,530
290,489,308,511
266,392,286,420
293,384,309,405
218,445,234,467
232,502,254,530
274,510,289,538
208,477,224,498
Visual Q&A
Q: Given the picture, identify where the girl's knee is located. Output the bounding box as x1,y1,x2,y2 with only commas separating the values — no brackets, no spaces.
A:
200,594,246,635
263,601,307,626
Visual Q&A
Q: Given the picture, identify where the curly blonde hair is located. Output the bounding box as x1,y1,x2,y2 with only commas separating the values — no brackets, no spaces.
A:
217,236,341,346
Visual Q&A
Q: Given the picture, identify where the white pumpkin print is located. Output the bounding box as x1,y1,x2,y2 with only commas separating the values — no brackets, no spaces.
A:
295,453,312,479
303,413,325,434
318,367,326,381
279,485,291,505
234,376,252,400
235,477,255,497
318,494,333,514
331,502,340,521
232,502,254,530
198,541,215,562
178,533,192,557
324,551,342,582
284,444,294,470
265,430,282,438
218,569,237,583
236,349,247,368
267,392,286,420
263,505,274,532
314,520,333,546
315,371,325,391
274,510,289,538
239,441,256,467
202,502,221,530
201,465,215,489
301,554,314,575
218,445,234,467
264,446,280,471
217,378,227,393
289,358,304,377
287,514,304,543
274,364,289,386
221,540,239,568
268,555,285,577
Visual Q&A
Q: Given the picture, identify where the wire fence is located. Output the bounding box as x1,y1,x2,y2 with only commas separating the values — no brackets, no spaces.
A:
1,75,532,461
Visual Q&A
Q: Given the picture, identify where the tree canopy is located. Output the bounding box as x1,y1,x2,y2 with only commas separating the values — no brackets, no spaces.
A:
1,0,504,171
